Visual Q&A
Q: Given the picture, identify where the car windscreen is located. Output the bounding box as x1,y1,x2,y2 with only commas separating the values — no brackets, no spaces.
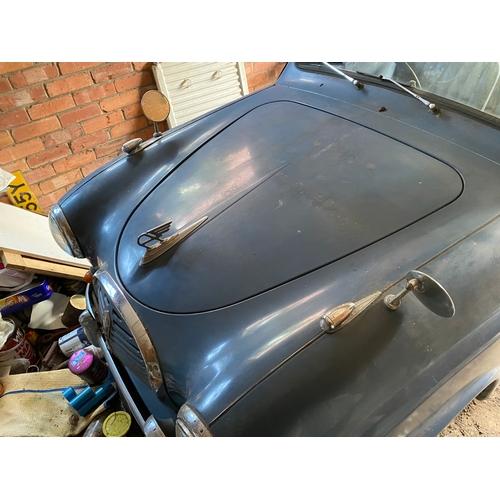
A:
340,62,500,119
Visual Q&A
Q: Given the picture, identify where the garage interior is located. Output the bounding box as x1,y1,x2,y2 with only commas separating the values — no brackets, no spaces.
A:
1,61,500,437
0,62,285,436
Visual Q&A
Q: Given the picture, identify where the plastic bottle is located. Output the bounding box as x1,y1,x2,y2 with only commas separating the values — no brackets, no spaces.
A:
83,411,111,437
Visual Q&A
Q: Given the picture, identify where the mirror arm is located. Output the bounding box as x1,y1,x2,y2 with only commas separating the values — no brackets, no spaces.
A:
384,278,420,310
383,270,455,318
153,122,162,138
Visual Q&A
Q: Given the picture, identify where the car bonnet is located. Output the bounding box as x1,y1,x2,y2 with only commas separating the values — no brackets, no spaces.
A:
116,101,463,313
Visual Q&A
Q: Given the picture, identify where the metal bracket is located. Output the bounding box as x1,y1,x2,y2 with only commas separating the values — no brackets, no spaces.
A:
384,270,455,318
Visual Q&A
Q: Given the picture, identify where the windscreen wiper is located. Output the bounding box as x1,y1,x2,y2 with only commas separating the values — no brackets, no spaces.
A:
322,62,364,90
377,75,440,114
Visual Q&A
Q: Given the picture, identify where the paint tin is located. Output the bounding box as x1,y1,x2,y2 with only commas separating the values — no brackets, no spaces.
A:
0,318,38,366
58,326,91,357
68,347,108,385
61,294,87,327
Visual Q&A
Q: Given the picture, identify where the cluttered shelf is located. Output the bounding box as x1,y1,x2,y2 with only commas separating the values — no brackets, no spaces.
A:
0,267,139,437
0,204,137,437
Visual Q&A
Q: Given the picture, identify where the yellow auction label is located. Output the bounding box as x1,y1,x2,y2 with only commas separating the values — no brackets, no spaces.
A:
7,170,43,214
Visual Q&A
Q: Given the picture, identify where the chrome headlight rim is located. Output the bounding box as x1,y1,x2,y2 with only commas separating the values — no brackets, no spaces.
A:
176,404,213,437
48,203,85,258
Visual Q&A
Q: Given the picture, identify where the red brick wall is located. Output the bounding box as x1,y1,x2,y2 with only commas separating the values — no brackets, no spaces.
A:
245,62,286,92
0,62,285,213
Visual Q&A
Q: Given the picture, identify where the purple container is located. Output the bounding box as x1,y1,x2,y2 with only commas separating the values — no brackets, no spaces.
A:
68,348,108,385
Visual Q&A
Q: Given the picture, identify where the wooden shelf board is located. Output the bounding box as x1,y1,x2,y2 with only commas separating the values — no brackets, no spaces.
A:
1,250,88,281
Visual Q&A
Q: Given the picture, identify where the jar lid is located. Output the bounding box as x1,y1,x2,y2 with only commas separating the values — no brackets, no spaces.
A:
70,294,86,310
68,348,94,374
103,411,132,437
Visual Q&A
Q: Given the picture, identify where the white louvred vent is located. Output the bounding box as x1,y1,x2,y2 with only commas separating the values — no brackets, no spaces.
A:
152,62,249,128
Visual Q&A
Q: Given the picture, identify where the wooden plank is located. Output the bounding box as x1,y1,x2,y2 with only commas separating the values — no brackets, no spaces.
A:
1,251,26,270
0,203,90,269
1,250,87,280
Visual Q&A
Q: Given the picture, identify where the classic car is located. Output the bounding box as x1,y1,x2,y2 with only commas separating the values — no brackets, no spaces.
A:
48,62,500,436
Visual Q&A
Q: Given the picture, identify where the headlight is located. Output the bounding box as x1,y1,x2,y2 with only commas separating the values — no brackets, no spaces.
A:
48,204,85,258
175,404,213,437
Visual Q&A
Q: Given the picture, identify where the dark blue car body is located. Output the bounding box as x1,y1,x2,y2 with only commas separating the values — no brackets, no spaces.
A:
52,63,500,436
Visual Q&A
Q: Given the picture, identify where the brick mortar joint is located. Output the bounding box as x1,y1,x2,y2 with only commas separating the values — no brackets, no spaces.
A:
3,66,153,104
89,68,99,86
3,64,149,111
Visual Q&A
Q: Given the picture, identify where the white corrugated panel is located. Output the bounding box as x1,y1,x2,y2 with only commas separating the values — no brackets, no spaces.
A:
152,62,249,127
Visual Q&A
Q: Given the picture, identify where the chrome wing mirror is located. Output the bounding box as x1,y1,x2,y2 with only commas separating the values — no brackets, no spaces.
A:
122,90,171,155
319,270,454,334
141,90,171,138
384,270,455,318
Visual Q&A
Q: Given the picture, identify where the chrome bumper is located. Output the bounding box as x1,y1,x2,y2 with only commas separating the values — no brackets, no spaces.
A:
98,331,165,437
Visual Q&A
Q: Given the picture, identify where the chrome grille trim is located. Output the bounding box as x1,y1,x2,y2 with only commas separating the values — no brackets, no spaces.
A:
94,269,165,398
98,333,165,437
85,283,96,320
92,280,150,384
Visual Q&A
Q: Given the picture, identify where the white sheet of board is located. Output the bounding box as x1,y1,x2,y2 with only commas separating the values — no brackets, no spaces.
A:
0,204,90,268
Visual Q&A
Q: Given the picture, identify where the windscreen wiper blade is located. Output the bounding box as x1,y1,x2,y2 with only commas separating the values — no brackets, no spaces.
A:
322,62,364,90
378,75,440,114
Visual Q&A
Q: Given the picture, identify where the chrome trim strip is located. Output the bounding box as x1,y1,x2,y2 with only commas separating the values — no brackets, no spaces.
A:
124,131,163,155
98,332,165,437
99,333,146,428
85,283,96,320
94,269,165,398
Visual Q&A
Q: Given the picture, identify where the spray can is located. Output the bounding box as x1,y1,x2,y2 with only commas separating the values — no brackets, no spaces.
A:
68,347,108,385
58,326,91,357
